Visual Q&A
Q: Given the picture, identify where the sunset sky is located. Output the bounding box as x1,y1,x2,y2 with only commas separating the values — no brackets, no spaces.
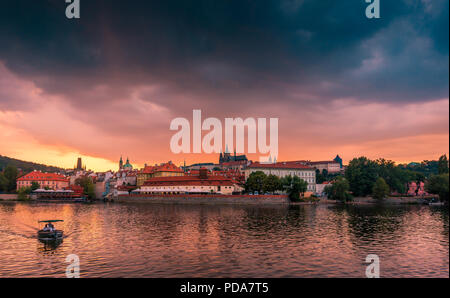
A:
0,0,448,171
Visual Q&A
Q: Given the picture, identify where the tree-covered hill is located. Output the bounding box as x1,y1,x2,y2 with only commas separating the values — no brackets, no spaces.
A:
0,155,64,174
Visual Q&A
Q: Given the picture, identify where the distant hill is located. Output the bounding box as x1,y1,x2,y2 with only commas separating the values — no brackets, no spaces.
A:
0,155,65,174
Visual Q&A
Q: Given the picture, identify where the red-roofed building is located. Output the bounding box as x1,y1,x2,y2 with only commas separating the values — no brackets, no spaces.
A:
137,162,184,186
153,161,184,177
407,181,428,196
185,167,245,185
220,160,249,171
245,161,316,192
136,165,156,186
245,161,313,170
211,168,245,185
138,169,243,195
16,171,69,191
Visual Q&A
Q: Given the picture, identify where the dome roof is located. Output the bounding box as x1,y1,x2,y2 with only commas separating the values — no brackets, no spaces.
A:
123,158,133,169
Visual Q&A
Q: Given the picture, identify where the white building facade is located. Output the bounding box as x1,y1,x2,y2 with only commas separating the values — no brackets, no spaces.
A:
136,176,243,195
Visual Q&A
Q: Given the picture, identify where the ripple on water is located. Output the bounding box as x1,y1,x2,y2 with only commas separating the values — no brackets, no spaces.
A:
0,202,448,277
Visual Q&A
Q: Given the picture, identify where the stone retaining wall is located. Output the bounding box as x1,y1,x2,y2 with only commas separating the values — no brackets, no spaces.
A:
117,194,290,205
0,194,18,201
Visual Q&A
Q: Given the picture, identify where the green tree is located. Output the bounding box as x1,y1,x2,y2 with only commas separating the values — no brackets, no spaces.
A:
426,174,449,202
438,155,449,174
372,177,390,200
17,187,31,201
414,172,426,183
282,175,308,202
0,173,7,192
402,160,439,178
262,174,282,193
315,169,325,184
376,159,416,194
245,171,267,193
75,176,97,200
324,177,352,202
2,165,18,192
345,157,379,196
75,176,91,189
31,182,40,191
86,182,96,200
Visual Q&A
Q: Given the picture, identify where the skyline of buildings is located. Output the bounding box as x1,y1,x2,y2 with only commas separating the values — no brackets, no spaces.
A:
12,153,344,196
3,149,447,176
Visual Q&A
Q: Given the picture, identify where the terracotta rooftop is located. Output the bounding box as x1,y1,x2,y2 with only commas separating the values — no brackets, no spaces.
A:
155,162,184,173
221,160,247,166
139,162,184,174
139,165,156,174
247,161,313,170
17,171,68,182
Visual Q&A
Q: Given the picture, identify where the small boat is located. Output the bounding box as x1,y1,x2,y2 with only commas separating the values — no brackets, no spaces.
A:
37,220,64,241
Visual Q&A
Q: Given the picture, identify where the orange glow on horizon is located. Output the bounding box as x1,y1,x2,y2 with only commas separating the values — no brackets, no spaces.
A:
0,63,448,172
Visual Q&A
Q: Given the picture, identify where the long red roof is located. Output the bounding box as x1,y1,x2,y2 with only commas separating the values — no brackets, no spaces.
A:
309,161,340,165
17,171,69,182
247,161,313,170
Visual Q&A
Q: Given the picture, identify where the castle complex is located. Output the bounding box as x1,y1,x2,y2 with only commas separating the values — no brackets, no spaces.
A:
219,145,248,164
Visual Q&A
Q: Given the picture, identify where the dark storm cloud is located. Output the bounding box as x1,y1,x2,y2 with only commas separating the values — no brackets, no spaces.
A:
0,0,448,114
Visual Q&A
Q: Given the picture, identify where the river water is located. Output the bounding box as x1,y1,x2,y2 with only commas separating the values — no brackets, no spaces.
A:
0,202,448,278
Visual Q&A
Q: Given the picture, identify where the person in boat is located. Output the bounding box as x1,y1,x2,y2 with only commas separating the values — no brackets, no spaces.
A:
43,224,50,231
43,223,55,232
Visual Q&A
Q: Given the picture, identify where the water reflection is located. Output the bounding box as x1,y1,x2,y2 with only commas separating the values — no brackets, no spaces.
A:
343,204,406,240
0,202,448,278
38,239,63,253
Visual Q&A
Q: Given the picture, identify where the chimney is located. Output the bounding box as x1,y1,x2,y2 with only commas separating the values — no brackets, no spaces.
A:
199,168,208,179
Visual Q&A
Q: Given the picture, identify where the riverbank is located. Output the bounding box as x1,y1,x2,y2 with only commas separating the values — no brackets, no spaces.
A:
351,195,442,205
114,194,444,206
0,194,18,201
116,194,290,205
2,193,443,206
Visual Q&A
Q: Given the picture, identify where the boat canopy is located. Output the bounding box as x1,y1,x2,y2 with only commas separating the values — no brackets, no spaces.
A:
38,220,64,223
